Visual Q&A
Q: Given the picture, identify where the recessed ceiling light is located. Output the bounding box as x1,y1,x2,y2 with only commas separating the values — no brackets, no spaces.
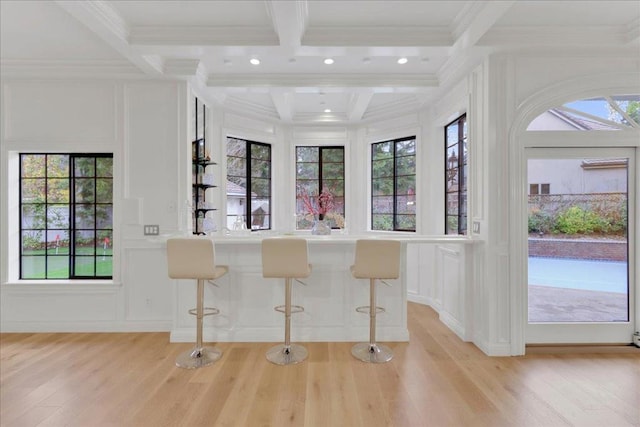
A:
289,58,297,63
324,58,334,65
324,109,331,113
362,57,371,64
250,58,260,65
421,57,430,63
397,57,408,65
223,59,232,66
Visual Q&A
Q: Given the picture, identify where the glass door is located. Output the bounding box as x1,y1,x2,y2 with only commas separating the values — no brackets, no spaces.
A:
526,148,635,344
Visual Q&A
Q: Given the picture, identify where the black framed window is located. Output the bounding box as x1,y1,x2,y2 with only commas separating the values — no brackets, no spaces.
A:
226,137,271,230
371,137,416,232
19,153,113,279
445,114,467,234
295,146,345,229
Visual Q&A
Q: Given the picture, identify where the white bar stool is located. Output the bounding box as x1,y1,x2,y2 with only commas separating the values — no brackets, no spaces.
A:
166,237,228,369
351,239,401,363
261,238,312,365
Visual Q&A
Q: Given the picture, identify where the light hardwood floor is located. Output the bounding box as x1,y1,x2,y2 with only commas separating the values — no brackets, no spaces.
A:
1,303,639,427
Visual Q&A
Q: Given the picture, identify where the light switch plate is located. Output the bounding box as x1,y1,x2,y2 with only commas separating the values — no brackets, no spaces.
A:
144,225,160,235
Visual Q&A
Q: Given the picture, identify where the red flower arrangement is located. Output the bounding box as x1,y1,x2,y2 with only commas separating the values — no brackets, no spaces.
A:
298,186,335,220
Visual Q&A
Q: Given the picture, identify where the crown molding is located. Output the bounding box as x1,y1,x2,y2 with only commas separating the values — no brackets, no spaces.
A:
0,59,144,79
206,73,438,88
478,26,627,47
265,0,309,47
129,26,279,46
302,26,452,47
362,95,422,122
450,1,489,41
222,97,281,122
293,112,349,124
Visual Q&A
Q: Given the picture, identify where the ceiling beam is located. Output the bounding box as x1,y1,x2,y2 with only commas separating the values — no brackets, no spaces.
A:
54,0,162,75
270,90,294,122
207,73,438,89
303,26,452,47
347,92,374,122
265,0,308,47
129,26,279,46
449,0,515,54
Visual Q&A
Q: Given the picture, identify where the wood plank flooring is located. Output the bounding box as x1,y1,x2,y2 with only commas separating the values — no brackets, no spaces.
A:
2,303,639,427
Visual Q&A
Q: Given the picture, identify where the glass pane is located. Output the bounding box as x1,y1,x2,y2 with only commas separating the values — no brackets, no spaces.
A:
372,142,393,160
322,162,344,178
447,193,459,215
396,214,416,231
372,196,393,214
396,175,415,195
396,196,416,214
97,230,112,254
251,160,270,179
47,205,69,229
322,179,344,196
372,178,394,196
446,123,459,145
611,95,640,126
21,256,45,279
297,147,318,162
47,155,69,178
227,138,246,157
22,205,45,229
296,180,319,199
297,163,318,179
75,231,95,255
96,255,112,277
96,157,113,177
372,214,393,231
447,215,458,234
96,179,112,203
75,205,95,229
396,139,415,156
250,199,269,229
372,159,393,178
322,148,344,162
22,230,44,254
47,256,69,278
447,146,459,168
251,178,270,198
396,156,415,176
74,157,95,177
21,179,45,203
46,230,69,254
47,178,69,203
227,177,246,194
227,157,246,177
251,144,270,161
75,178,95,203
21,154,45,177
96,205,113,229
74,256,95,276
528,158,628,322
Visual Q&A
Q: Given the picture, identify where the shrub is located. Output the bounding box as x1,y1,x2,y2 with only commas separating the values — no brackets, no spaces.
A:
528,208,553,233
553,206,607,234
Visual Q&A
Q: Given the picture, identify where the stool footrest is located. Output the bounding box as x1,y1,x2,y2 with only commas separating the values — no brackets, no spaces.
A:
274,304,304,314
188,307,220,317
355,305,385,315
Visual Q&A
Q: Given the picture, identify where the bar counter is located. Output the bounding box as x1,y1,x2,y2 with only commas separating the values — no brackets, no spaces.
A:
164,233,475,343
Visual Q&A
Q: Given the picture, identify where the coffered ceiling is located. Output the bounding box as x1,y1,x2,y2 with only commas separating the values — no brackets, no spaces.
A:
1,1,638,124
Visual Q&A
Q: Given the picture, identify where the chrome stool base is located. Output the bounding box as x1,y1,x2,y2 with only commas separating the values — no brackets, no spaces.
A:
351,342,393,363
266,343,308,365
176,346,222,369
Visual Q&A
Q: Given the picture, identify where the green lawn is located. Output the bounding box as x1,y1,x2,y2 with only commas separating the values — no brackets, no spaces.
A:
22,247,113,278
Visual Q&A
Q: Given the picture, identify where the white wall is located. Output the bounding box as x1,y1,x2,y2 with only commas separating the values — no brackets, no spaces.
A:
0,79,188,331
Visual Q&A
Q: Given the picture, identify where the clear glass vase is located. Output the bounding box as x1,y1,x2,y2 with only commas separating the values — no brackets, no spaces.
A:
311,216,331,235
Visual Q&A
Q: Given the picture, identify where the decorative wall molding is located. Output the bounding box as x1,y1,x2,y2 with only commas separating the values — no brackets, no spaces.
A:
0,59,143,79
479,26,628,47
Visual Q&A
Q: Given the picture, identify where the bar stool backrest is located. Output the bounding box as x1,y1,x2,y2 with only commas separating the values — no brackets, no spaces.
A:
352,239,401,279
167,238,220,279
262,238,311,278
